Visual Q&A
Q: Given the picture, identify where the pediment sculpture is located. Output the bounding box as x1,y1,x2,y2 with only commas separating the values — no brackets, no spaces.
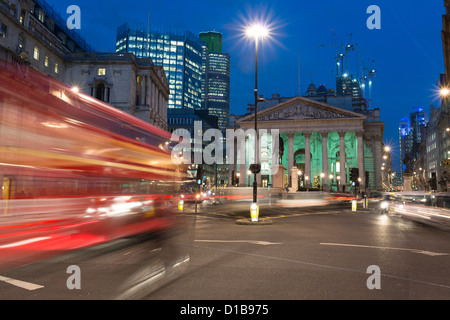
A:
259,103,352,121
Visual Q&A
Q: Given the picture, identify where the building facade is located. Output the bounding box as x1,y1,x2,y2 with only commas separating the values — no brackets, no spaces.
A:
0,0,93,81
199,31,230,134
64,53,169,130
229,96,385,192
116,23,203,111
0,0,169,130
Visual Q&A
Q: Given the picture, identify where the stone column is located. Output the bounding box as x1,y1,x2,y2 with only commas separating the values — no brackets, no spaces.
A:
239,138,247,187
288,132,295,173
356,130,366,192
338,130,347,192
373,135,382,191
228,136,237,186
304,131,312,188
139,75,145,106
321,131,329,191
151,83,156,109
291,167,299,192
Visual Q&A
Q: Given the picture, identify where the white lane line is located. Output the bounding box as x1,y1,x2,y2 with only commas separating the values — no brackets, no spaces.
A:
0,276,44,291
195,240,282,246
0,237,51,249
320,242,449,257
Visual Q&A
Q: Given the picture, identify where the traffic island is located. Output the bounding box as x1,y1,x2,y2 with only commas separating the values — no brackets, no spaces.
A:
236,218,274,225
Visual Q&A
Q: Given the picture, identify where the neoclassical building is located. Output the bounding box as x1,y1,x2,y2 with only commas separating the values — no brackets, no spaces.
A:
0,0,169,130
229,96,385,192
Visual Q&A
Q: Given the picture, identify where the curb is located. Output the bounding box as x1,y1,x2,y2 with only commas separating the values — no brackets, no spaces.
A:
236,218,274,225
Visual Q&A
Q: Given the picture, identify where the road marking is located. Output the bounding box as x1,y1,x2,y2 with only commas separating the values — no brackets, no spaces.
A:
195,240,282,246
0,237,51,249
320,242,449,257
0,276,44,291
183,242,450,290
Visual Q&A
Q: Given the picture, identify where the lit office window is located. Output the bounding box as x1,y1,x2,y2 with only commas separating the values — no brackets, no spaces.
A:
98,68,106,76
0,24,7,38
54,63,59,74
33,46,39,60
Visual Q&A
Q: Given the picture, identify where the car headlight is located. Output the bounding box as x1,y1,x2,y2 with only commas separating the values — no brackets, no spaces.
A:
380,201,389,209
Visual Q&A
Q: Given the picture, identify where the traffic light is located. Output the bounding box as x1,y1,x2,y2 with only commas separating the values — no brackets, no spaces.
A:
350,168,359,183
196,165,204,185
430,172,437,190
365,171,370,186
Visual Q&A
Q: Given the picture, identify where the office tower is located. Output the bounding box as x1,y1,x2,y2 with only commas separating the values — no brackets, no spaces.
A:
410,107,428,147
399,108,428,171
116,23,203,111
399,117,412,171
199,31,230,133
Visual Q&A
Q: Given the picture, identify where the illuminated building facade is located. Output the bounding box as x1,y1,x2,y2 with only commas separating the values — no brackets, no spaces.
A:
116,23,203,111
200,31,230,134
230,96,385,192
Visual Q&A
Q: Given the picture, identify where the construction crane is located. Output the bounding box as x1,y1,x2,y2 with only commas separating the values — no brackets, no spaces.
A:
355,44,376,101
317,32,354,78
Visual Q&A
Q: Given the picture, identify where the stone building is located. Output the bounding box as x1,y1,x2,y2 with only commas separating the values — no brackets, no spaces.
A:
0,0,168,130
64,53,169,130
229,96,385,192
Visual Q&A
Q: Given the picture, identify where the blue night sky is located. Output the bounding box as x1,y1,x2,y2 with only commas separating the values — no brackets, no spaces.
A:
48,0,445,171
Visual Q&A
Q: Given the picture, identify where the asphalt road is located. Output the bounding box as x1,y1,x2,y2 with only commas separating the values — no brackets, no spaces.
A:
1,203,450,303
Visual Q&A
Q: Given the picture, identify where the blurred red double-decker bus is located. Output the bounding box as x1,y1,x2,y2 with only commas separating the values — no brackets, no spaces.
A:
0,62,185,272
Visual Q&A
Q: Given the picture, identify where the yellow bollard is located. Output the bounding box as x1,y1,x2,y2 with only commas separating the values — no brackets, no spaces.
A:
178,200,184,212
250,203,259,222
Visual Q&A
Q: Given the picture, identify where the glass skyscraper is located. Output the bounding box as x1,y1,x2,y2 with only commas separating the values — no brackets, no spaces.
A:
199,31,230,133
116,23,203,110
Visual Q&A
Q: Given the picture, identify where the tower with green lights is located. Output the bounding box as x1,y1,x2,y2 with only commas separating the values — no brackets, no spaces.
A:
200,31,230,134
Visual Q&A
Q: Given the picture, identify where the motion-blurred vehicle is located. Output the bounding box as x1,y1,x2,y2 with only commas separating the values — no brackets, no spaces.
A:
0,61,187,272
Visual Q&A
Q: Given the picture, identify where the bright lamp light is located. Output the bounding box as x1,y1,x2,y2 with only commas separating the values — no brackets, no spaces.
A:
246,23,269,40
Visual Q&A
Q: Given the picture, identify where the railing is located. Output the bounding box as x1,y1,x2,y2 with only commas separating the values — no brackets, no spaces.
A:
34,0,95,53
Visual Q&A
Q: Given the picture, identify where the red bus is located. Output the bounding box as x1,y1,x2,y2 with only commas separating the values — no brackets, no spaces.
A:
0,62,186,272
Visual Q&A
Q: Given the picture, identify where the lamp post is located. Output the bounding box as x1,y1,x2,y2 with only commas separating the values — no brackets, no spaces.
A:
320,172,325,192
246,23,269,207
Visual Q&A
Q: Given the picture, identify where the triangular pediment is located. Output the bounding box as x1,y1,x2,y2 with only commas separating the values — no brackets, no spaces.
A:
237,97,366,123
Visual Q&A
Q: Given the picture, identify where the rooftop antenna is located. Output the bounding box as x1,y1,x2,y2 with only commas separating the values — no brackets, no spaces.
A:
298,54,301,97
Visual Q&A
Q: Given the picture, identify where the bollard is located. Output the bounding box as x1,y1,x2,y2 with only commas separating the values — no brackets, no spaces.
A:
352,200,357,212
250,203,259,222
178,200,184,212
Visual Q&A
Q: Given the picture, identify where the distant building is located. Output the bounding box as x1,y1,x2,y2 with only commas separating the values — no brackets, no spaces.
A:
116,23,204,111
399,117,412,173
199,31,230,134
399,108,429,187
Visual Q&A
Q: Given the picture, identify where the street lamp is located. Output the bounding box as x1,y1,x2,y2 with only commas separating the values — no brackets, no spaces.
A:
246,22,270,209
